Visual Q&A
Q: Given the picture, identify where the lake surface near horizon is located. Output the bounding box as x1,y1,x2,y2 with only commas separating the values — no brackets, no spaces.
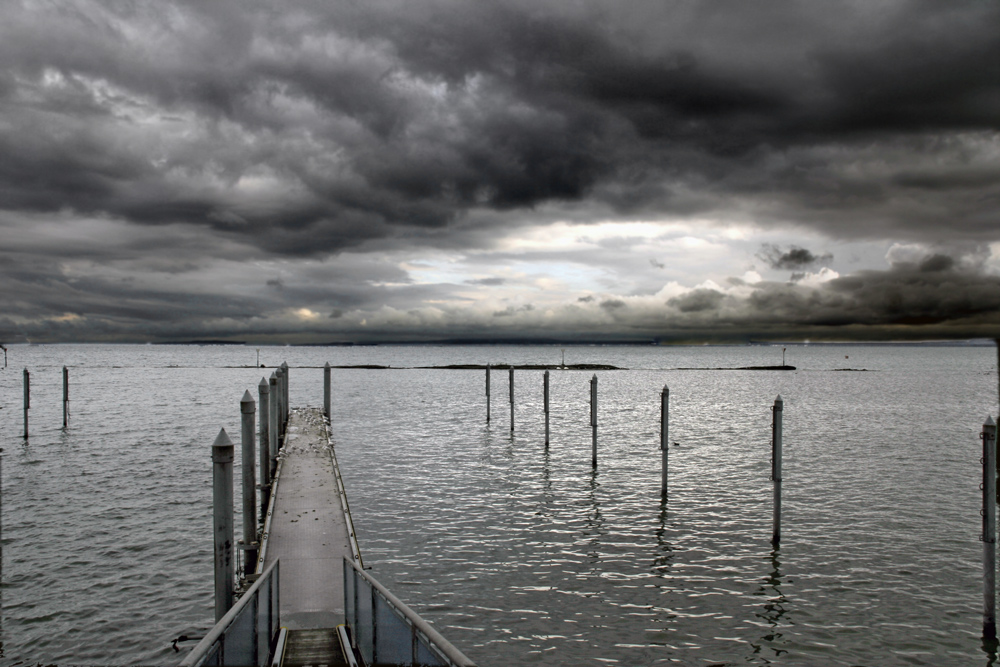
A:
0,343,997,665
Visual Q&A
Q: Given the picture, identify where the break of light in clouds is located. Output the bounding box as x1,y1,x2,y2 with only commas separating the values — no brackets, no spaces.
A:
1,0,999,344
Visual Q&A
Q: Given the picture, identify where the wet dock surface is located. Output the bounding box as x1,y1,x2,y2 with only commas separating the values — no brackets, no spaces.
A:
262,408,354,633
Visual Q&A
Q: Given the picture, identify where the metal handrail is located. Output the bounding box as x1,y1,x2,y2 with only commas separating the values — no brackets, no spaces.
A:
343,558,477,667
179,559,280,667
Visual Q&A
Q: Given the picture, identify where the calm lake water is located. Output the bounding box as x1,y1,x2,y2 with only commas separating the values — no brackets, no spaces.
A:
0,343,997,666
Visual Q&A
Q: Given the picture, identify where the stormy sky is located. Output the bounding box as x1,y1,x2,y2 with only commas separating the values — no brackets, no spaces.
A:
1,0,998,343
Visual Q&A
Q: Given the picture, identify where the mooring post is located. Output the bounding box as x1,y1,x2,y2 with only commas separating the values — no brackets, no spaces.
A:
660,386,669,496
62,366,69,428
22,368,29,439
324,362,332,420
240,391,258,573
281,361,289,428
212,428,235,621
275,367,285,438
772,395,784,546
544,370,550,446
984,417,998,639
268,373,279,474
486,364,491,423
509,367,515,432
590,374,598,467
258,377,271,503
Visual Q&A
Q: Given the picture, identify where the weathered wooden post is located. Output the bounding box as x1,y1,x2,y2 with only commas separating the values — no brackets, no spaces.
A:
258,377,271,503
62,366,69,428
660,385,669,496
544,370,550,446
984,416,997,639
324,362,331,420
268,373,279,474
590,374,598,467
22,368,29,439
486,365,491,423
281,361,289,428
772,395,784,546
509,367,515,432
240,391,258,573
212,428,235,621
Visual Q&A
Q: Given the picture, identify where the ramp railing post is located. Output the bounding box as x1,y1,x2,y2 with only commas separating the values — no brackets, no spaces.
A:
772,395,784,546
212,428,235,621
660,386,669,496
544,370,550,446
984,416,997,639
240,391,258,573
324,362,331,420
590,374,597,467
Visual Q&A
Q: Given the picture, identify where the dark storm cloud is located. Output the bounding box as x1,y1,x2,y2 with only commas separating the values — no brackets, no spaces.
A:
1,0,999,343
757,244,833,270
0,0,997,256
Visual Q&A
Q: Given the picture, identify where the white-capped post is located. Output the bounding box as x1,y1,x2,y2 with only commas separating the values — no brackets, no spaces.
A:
509,367,515,432
258,377,271,504
772,395,784,546
984,416,997,639
660,386,669,496
590,374,598,467
212,428,235,621
324,362,331,420
240,390,258,573
544,370,550,446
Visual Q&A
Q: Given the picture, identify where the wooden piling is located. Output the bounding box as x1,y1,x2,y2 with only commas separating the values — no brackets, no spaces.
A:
486,365,491,423
660,386,669,496
240,391,258,572
324,362,331,420
212,428,235,621
772,395,784,546
258,377,271,501
544,370,550,446
509,367,514,432
22,368,29,439
62,366,69,428
268,373,279,474
984,416,997,639
590,374,597,467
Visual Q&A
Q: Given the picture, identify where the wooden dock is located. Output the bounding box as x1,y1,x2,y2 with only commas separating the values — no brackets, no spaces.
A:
259,407,356,666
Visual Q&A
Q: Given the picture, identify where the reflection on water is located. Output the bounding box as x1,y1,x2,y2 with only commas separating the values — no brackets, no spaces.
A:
750,549,789,662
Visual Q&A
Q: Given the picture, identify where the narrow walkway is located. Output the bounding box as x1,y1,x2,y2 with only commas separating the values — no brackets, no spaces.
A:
261,408,354,664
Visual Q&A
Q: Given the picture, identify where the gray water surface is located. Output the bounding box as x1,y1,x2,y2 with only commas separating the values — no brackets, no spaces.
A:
0,343,996,665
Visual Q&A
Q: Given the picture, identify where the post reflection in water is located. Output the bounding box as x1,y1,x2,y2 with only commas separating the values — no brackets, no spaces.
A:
584,467,604,565
750,549,789,661
982,633,999,667
653,499,674,573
